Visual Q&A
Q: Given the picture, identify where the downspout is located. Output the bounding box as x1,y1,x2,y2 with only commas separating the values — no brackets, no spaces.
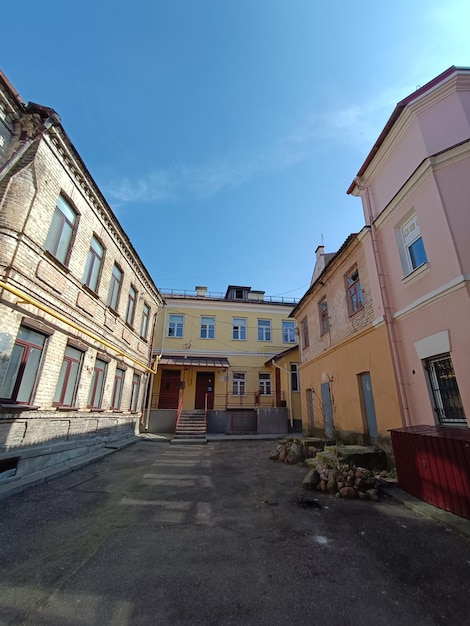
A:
356,178,411,427
0,280,157,374
144,310,161,431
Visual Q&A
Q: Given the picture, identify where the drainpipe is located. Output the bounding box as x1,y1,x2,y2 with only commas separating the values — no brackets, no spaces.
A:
356,178,411,427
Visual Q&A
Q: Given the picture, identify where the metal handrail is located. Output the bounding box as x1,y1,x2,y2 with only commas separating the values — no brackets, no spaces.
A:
175,391,185,429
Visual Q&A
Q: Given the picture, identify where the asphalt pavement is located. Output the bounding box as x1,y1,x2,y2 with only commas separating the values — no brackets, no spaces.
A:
0,439,469,626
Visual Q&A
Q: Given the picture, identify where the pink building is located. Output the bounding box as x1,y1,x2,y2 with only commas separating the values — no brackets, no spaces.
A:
348,66,470,428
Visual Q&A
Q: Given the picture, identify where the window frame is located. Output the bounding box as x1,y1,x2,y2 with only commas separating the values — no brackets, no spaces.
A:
111,367,126,410
232,372,246,396
88,357,108,409
257,319,272,342
140,303,151,340
282,320,296,344
400,214,428,275
53,345,84,407
125,285,137,327
200,316,215,339
232,317,247,341
107,264,123,311
43,195,78,266
82,235,104,292
425,354,466,425
259,372,272,395
168,314,184,338
290,363,299,392
0,325,48,404
319,298,329,335
130,372,141,412
301,317,309,349
345,265,364,316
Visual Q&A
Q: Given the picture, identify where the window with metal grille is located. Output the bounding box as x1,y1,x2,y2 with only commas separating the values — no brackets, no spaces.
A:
426,354,466,425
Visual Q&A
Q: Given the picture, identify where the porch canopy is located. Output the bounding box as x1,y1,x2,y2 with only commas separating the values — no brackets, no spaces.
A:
158,355,230,368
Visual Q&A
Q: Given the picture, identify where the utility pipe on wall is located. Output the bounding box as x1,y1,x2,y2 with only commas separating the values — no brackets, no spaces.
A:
0,280,157,374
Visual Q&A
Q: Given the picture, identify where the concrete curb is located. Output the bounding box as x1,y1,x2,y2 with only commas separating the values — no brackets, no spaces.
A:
0,436,139,501
384,486,470,541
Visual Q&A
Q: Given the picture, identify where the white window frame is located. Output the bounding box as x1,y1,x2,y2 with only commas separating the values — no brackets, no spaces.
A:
232,372,246,395
282,320,296,343
257,319,271,342
259,372,271,395
232,318,247,341
200,316,215,339
168,314,184,338
290,363,299,392
399,214,428,275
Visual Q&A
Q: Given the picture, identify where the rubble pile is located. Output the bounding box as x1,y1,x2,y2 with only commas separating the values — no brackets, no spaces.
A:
302,465,381,500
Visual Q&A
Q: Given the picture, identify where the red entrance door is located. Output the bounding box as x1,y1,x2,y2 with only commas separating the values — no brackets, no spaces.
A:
158,370,181,408
195,372,215,410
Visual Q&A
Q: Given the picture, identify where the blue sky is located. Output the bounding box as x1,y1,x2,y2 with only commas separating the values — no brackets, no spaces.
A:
1,0,469,300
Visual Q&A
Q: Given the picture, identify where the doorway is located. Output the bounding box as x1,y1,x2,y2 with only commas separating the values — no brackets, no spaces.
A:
158,370,181,409
195,371,215,410
359,372,378,443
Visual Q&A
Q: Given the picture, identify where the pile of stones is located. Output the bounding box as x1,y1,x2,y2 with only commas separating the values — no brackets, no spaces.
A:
302,465,381,501
269,438,390,501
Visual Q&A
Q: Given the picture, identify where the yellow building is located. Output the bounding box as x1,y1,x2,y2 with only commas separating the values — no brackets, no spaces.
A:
148,285,300,435
290,234,402,450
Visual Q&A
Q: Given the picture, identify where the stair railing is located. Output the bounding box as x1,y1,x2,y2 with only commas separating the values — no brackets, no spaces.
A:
175,391,184,430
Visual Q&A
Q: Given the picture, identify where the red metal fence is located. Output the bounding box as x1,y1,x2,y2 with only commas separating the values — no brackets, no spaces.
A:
390,425,470,519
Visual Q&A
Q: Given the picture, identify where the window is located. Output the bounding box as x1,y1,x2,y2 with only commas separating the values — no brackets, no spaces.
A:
259,372,271,395
426,354,466,425
140,303,150,339
258,319,271,342
401,214,427,274
130,373,141,412
232,318,247,340
346,266,364,315
107,264,123,311
168,314,184,337
319,299,329,335
232,373,246,395
111,367,125,410
82,236,104,292
200,316,215,339
282,320,296,343
88,358,107,409
125,285,137,326
53,345,83,407
290,363,299,392
301,317,309,349
44,195,77,264
0,326,47,404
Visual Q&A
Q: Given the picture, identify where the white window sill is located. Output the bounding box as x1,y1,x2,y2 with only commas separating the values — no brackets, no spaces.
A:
402,262,429,285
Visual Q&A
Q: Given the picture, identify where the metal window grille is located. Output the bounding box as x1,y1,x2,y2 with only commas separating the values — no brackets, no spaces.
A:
426,355,466,425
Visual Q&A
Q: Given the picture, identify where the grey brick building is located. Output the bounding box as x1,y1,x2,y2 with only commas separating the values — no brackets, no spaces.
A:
0,71,164,490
